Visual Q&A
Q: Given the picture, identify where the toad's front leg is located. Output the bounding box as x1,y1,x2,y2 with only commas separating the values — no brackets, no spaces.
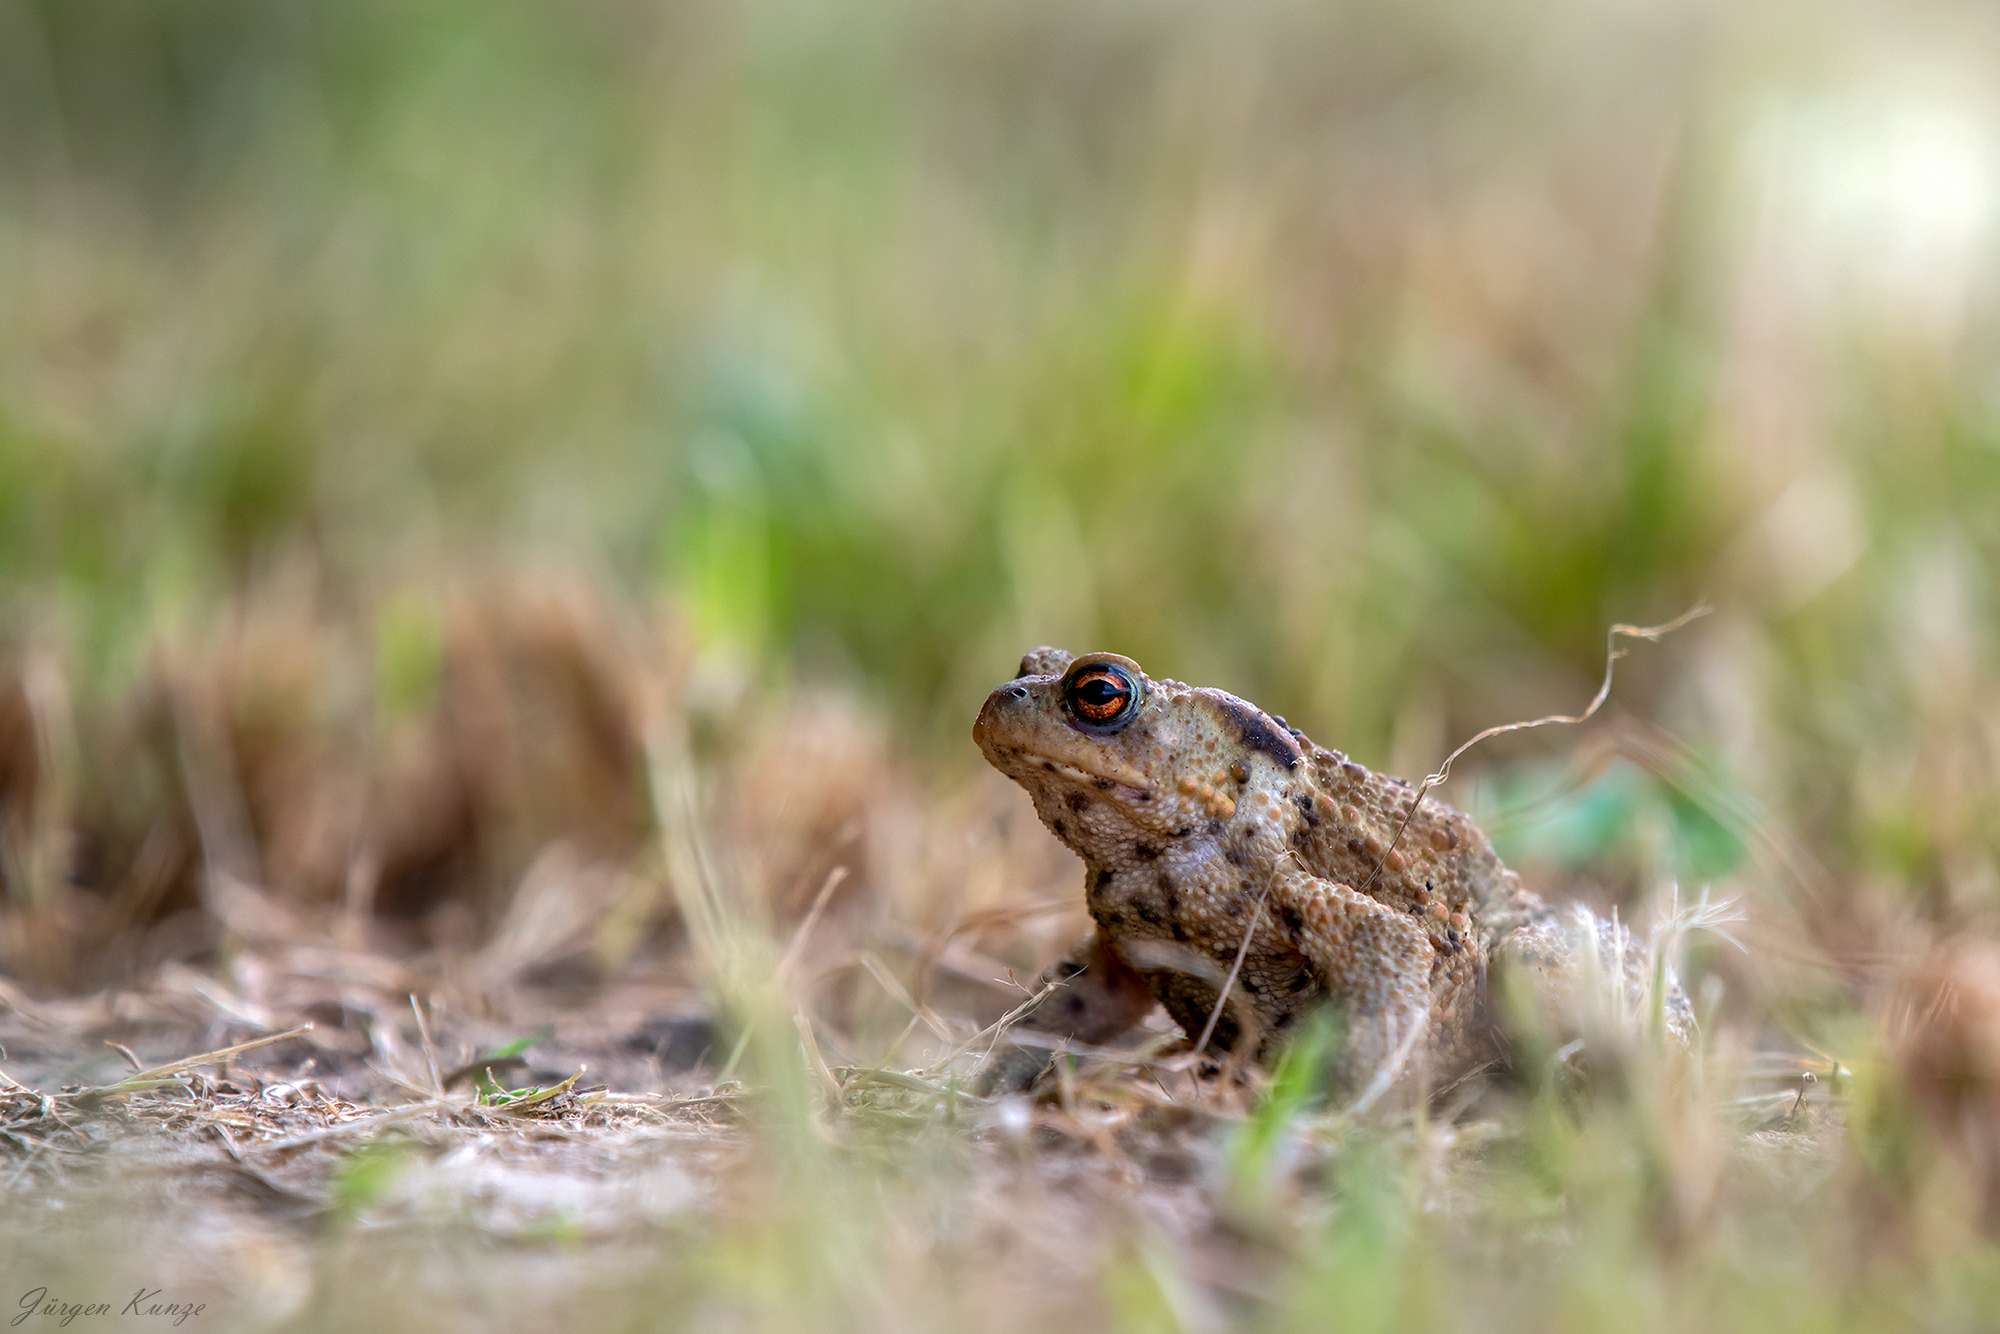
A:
1278,871,1436,1107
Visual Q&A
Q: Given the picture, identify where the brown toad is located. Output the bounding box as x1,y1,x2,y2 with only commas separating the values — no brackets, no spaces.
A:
973,646,1680,1101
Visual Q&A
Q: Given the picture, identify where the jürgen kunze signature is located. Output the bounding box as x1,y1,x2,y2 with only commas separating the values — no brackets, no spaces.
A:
13,1289,205,1328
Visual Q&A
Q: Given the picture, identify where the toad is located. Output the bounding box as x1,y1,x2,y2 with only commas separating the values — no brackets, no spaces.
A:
972,647,1684,1102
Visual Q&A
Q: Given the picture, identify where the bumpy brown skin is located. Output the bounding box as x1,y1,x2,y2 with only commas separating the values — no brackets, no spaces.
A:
974,647,1559,1100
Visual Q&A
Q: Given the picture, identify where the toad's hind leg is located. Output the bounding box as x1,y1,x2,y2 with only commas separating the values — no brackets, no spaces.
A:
973,932,1155,1096
1281,873,1436,1108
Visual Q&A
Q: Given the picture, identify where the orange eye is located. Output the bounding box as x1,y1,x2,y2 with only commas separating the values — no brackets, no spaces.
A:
1061,656,1144,733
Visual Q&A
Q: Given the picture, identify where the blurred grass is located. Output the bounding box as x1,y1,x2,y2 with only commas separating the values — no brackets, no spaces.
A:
3,0,1992,925
3,0,2000,1330
0,0,1741,734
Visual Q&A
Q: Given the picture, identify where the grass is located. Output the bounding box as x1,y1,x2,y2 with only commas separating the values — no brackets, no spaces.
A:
3,0,2000,1329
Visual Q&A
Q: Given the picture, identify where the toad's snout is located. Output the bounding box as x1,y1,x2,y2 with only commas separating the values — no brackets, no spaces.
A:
971,682,1035,761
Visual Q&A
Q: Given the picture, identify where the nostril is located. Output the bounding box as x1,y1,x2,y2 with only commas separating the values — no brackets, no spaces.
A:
1009,686,1029,700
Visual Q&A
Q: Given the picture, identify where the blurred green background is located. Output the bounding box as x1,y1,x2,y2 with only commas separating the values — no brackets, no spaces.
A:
2,0,1998,931
7,7,2000,1326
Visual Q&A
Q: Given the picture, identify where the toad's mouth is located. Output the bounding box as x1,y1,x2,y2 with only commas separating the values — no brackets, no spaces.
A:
1020,752,1154,803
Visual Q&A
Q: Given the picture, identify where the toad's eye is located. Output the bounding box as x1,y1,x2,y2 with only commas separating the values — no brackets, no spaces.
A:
1061,655,1145,733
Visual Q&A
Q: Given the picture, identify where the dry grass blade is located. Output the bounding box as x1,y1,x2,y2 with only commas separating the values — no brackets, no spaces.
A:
907,901,1076,1005
778,866,851,982
481,1069,586,1114
1189,881,1273,1065
940,975,1068,1077
838,1066,950,1096
1363,604,1711,892
794,1013,846,1104
71,1023,316,1105
998,1031,1184,1070
409,995,443,1096
1118,938,1265,1066
858,950,957,1046
586,1091,739,1110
